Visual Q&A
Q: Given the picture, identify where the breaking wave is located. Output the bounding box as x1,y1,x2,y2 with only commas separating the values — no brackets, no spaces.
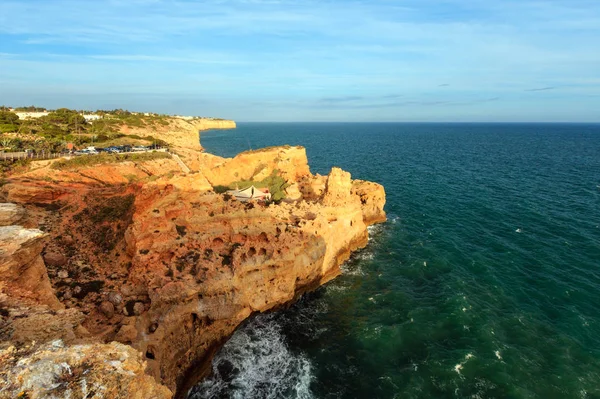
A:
188,314,314,399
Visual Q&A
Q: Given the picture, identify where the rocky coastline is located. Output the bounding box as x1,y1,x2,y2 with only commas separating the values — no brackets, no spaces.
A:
0,121,385,398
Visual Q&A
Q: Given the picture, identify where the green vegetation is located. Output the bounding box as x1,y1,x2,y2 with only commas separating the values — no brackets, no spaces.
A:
89,112,171,136
0,111,20,133
13,106,46,112
0,106,173,154
214,170,289,201
50,151,171,170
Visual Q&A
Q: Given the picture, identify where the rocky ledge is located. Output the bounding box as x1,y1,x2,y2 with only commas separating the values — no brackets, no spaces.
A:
0,145,385,398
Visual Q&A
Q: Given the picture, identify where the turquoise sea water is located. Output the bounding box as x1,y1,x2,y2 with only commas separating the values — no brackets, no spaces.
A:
189,123,600,399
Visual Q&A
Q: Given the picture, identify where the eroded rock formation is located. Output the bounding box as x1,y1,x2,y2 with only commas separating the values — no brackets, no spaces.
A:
0,223,61,310
0,144,385,398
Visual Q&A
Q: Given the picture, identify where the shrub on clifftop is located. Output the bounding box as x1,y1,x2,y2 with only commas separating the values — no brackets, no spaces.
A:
0,111,20,133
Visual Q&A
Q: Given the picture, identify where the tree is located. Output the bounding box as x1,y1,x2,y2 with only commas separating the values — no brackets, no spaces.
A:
0,111,19,125
40,108,87,136
0,111,20,133
14,105,46,112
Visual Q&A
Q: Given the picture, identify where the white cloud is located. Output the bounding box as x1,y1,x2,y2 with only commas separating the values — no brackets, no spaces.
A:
1,0,599,120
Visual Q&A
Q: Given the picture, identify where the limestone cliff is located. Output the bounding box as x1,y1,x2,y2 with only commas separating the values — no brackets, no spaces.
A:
0,144,385,398
199,145,311,186
118,117,236,152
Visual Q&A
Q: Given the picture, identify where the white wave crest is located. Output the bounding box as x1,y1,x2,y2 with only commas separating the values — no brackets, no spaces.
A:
340,262,365,276
188,314,314,399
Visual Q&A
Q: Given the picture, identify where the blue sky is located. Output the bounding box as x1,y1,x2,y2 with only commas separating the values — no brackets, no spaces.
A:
1,0,599,121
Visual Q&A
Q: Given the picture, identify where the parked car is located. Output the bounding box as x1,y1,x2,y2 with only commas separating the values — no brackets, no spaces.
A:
73,148,98,156
131,145,147,152
107,145,123,154
121,145,132,153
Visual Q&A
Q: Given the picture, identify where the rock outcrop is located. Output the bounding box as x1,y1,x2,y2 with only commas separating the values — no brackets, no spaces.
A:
0,144,385,398
0,205,169,399
0,203,25,226
0,224,61,310
201,146,311,185
2,158,183,205
0,340,172,399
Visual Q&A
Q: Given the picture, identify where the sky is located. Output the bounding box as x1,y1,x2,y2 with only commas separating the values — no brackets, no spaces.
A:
1,0,599,122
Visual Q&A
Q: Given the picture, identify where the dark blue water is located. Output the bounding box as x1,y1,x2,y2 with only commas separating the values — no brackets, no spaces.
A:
190,123,600,399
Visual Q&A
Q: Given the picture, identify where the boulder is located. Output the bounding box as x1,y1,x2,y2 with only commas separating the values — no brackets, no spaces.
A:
99,301,115,318
0,226,62,310
0,340,172,399
0,203,25,226
133,302,145,316
43,251,67,267
107,291,123,306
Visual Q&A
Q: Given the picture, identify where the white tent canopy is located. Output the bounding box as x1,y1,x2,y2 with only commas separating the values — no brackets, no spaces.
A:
226,185,271,202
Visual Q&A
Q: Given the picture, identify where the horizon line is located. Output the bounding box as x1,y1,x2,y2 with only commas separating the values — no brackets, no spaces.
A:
235,121,600,124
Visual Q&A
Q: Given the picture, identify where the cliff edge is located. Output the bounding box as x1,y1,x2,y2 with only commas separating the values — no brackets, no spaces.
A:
0,144,385,398
118,118,236,152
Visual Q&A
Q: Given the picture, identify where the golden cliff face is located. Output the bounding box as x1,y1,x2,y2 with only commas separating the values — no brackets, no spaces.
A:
194,119,237,132
200,145,311,186
0,145,385,398
119,117,236,151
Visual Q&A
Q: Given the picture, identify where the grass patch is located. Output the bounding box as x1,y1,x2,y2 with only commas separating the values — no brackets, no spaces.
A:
51,151,171,170
0,158,33,176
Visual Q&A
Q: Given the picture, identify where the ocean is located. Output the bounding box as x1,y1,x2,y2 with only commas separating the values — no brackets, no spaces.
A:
188,123,600,399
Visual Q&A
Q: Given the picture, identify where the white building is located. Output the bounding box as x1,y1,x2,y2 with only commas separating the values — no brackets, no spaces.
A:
14,112,49,119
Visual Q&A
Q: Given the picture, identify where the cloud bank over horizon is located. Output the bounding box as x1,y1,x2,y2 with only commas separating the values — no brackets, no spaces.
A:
1,0,599,122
